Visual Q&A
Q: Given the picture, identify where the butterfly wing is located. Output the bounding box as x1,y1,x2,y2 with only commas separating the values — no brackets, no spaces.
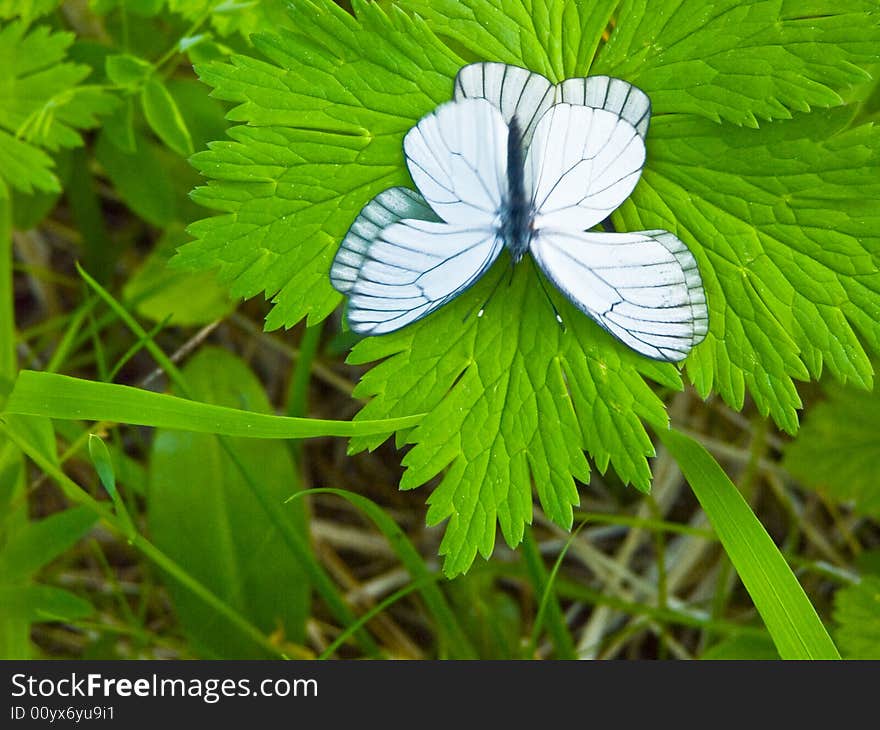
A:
342,219,503,335
526,102,646,231
557,76,651,140
453,62,555,147
330,186,438,294
530,229,708,361
403,97,508,226
454,63,651,143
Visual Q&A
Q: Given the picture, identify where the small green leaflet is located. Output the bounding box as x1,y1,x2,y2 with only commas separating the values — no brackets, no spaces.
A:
0,20,116,193
179,0,880,574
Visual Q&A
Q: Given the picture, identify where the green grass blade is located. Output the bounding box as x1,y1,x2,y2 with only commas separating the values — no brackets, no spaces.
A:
288,488,478,659
5,370,421,439
521,529,576,659
658,427,840,660
318,576,439,660
0,179,31,658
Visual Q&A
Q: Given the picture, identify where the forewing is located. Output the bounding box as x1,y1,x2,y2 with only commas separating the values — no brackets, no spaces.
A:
453,62,555,147
530,229,708,361
343,219,503,336
403,97,508,227
557,76,651,140
331,186,438,294
526,103,646,231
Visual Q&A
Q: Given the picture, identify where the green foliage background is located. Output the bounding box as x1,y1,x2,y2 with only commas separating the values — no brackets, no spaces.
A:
0,0,877,660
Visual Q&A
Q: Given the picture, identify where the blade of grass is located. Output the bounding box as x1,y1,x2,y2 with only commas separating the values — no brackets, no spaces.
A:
521,528,576,659
572,510,714,539
286,323,323,419
657,427,840,660
288,488,478,659
5,370,421,439
0,182,13,382
286,322,323,461
0,180,31,658
486,560,771,641
318,575,440,660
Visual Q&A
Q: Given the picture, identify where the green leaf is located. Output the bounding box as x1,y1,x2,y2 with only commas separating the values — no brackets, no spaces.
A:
127,0,164,16
141,76,194,156
784,380,880,517
95,129,177,226
0,506,96,583
181,0,880,572
405,0,879,126
3,369,423,439
102,96,138,153
88,434,117,497
0,0,58,21
123,225,236,326
658,427,840,660
593,0,878,126
0,585,93,623
0,503,96,644
105,53,152,88
87,434,136,540
0,21,116,192
834,576,880,659
396,0,618,81
148,347,310,657
168,0,296,39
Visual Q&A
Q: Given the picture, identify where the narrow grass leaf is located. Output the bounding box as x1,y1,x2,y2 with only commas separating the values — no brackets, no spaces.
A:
88,434,136,542
521,529,576,659
4,370,422,439
658,427,840,660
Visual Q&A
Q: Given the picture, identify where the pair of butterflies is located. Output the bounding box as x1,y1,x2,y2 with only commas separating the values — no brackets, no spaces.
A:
330,62,708,362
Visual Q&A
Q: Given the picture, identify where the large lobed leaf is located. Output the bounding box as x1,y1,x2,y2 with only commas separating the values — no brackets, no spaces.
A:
178,0,880,573
619,109,880,433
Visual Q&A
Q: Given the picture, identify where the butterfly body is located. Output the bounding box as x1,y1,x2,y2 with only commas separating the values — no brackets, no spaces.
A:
330,62,708,362
500,116,533,263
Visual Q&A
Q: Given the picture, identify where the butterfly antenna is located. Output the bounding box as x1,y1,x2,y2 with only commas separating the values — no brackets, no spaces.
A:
535,270,566,332
462,265,507,323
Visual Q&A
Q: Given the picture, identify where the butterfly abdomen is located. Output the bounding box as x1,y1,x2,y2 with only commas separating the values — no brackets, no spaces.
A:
501,116,532,262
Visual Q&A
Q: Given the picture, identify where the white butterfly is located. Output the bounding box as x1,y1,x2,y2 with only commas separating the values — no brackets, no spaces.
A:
330,62,708,362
